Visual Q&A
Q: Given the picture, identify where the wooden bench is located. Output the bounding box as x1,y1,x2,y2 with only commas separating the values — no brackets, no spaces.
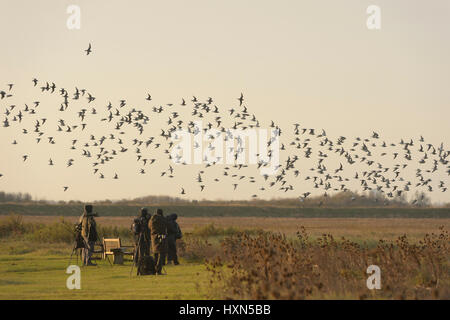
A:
102,238,134,264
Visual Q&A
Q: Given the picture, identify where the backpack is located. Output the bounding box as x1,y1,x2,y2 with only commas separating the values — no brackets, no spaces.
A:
74,223,85,249
175,222,182,240
138,255,156,275
131,218,142,235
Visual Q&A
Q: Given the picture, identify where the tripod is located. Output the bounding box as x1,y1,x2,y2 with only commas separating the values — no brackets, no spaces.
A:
130,231,146,277
68,240,82,266
68,224,86,266
68,220,112,267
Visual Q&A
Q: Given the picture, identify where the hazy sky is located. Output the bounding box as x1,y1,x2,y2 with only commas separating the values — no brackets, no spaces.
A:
0,1,449,203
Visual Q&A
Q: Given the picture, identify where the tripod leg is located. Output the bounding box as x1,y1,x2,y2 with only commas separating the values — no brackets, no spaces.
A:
130,244,141,277
68,250,74,266
68,242,78,266
130,262,134,277
106,254,113,266
131,232,144,276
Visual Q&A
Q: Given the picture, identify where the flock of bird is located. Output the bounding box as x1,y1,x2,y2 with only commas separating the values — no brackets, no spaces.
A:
0,44,448,204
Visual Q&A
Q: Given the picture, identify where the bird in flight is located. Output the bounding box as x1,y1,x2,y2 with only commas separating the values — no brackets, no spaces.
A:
238,93,244,106
1,76,447,204
85,43,92,55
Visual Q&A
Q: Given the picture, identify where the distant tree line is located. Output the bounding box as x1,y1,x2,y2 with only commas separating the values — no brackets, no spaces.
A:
0,191,33,203
76,190,439,208
191,191,434,208
0,190,445,208
115,195,190,205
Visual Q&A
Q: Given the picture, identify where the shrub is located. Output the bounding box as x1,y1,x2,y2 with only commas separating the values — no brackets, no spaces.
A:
25,219,74,243
190,223,265,238
206,226,450,299
0,215,133,244
177,235,216,262
97,225,132,241
0,214,33,237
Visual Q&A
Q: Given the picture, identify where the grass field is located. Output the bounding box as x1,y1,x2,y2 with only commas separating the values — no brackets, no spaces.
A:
1,203,449,218
0,240,208,300
0,214,448,299
16,215,450,243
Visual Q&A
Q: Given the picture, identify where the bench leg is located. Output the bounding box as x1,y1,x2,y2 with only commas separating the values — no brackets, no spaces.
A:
113,253,124,265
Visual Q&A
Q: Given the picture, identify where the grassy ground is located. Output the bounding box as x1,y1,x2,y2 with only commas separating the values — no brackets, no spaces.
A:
0,240,209,300
1,216,448,299
17,215,450,243
1,203,449,218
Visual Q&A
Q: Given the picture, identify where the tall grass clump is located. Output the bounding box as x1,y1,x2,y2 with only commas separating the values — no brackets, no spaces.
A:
191,223,265,238
206,226,449,300
0,214,33,237
0,215,133,244
177,224,267,262
178,235,215,262
97,225,132,240
25,219,74,243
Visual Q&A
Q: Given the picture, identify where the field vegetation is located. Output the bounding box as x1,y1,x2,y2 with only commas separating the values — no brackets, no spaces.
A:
206,227,449,299
1,190,449,219
0,214,449,299
1,203,449,218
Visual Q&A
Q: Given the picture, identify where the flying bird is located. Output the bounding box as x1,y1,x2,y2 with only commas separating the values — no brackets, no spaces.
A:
238,93,244,106
85,43,92,55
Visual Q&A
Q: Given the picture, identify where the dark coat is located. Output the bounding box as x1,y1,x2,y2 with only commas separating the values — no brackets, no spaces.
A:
150,214,168,254
133,215,151,260
167,214,182,239
81,215,97,242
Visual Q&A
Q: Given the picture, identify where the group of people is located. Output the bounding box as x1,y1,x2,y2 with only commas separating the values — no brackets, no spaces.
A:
132,207,182,275
77,204,182,276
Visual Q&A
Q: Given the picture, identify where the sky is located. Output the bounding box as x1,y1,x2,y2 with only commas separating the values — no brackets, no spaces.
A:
0,0,449,203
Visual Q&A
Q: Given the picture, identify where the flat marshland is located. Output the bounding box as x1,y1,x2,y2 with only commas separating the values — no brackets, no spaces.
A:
18,215,450,243
0,214,449,299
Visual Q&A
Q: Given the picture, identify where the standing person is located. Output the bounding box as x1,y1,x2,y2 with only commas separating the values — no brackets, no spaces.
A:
166,213,182,265
150,208,168,275
80,204,98,266
132,207,151,274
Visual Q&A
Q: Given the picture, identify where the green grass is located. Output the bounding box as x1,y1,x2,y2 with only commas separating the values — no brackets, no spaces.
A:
0,203,449,218
0,240,209,300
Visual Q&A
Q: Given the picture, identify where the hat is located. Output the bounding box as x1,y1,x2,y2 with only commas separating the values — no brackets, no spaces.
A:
84,204,93,213
84,204,98,216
